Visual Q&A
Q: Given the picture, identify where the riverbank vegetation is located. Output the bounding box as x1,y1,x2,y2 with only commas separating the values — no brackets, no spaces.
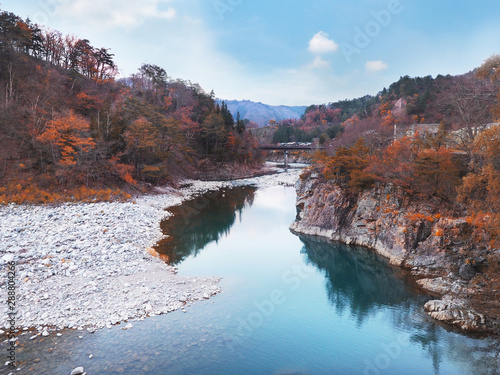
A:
0,8,261,204
293,57,500,330
257,65,498,149
307,56,500,245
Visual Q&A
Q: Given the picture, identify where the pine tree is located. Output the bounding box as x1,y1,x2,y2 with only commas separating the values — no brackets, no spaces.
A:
236,112,245,134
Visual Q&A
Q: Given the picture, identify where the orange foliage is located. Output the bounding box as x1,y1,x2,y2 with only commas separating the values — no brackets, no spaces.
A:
367,136,415,189
0,178,132,205
123,172,136,185
434,229,444,236
76,92,102,111
321,138,376,191
465,212,488,229
381,111,396,127
109,156,137,185
37,111,95,165
406,212,434,222
379,102,392,116
457,125,500,239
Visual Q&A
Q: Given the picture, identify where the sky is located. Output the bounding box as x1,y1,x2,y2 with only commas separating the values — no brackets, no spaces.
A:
2,0,500,106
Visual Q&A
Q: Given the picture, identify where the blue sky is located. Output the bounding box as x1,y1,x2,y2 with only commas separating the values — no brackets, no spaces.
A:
2,0,500,105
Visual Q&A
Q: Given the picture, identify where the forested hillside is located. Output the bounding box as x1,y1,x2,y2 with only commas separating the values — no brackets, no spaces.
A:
290,57,500,328
0,8,261,203
259,71,498,149
304,56,500,243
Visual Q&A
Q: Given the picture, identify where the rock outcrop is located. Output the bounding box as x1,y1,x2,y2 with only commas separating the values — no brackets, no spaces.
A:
290,174,499,334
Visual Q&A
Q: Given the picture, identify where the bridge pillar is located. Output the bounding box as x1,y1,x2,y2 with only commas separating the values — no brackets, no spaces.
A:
284,150,288,170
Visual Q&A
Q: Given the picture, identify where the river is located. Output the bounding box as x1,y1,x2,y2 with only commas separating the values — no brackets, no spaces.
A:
9,184,500,374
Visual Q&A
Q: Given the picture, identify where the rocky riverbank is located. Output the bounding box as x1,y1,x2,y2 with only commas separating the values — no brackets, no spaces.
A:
0,168,301,339
290,173,500,335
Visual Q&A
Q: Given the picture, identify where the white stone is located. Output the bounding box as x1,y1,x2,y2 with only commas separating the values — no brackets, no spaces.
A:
71,367,85,375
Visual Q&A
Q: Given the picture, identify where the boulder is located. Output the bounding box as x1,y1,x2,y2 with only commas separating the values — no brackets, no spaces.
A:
459,262,476,280
71,367,84,375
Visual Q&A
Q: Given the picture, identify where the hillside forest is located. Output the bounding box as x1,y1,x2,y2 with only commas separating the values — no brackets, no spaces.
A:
0,8,260,203
286,58,500,245
1,5,500,248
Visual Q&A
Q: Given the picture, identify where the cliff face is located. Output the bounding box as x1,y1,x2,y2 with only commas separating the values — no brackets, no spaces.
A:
290,174,499,334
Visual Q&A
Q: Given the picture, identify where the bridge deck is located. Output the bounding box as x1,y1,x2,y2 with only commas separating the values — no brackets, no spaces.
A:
258,145,323,151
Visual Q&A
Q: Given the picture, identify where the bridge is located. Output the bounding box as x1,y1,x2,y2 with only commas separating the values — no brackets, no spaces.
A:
258,143,323,168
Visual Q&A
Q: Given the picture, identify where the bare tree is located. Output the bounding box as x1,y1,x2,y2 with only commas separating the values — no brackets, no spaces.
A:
439,74,498,157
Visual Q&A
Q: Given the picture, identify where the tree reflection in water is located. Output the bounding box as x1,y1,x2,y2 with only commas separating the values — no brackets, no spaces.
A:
299,235,500,374
299,235,430,324
155,186,256,265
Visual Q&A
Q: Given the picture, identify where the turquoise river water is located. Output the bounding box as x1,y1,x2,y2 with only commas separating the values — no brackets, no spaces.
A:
7,184,500,375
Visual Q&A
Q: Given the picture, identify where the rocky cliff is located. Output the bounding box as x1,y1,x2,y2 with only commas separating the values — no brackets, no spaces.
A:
290,173,500,334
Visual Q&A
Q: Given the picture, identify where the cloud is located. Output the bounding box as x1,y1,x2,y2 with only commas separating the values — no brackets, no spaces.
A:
50,1,379,106
60,0,176,28
309,56,331,69
365,60,388,72
308,31,339,54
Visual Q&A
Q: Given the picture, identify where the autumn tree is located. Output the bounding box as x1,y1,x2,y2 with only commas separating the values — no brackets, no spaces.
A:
132,63,169,105
413,147,460,198
320,138,375,191
0,11,26,53
36,111,95,184
330,116,392,152
140,63,168,91
477,54,500,121
42,28,65,65
93,47,115,80
37,111,94,164
458,125,500,237
200,112,227,156
440,74,497,157
367,136,416,190
123,117,159,174
396,125,460,198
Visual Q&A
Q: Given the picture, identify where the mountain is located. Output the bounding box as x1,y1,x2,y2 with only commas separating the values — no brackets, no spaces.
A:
217,99,307,126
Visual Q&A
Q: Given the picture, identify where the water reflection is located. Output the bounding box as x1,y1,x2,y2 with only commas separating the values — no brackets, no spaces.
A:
6,185,500,375
299,235,430,324
299,235,500,375
155,186,256,265
410,313,500,375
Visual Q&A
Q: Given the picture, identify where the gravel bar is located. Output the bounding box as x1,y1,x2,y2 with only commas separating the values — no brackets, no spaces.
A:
0,169,301,337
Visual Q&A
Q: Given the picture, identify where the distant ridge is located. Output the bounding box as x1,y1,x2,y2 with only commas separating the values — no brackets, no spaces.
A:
217,99,307,126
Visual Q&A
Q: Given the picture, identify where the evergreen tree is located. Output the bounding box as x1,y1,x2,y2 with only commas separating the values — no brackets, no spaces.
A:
220,101,234,129
236,112,245,134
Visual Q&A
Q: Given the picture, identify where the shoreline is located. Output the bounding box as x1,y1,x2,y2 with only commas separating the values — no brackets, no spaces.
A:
290,177,499,335
0,167,302,339
290,221,498,335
